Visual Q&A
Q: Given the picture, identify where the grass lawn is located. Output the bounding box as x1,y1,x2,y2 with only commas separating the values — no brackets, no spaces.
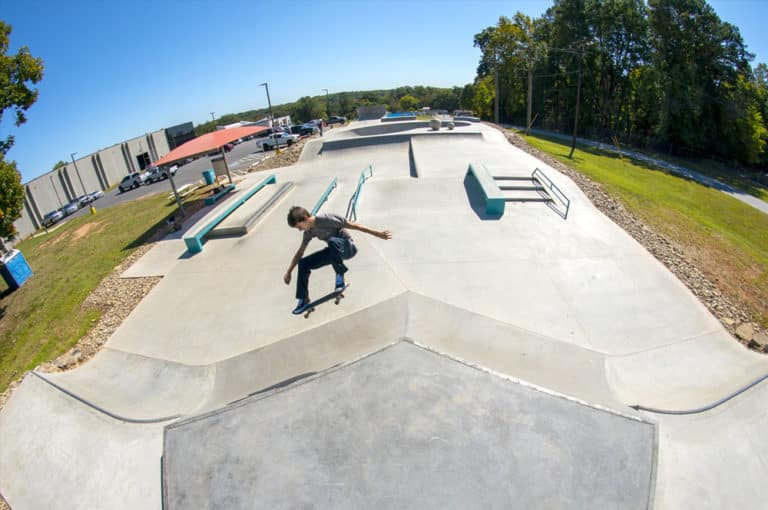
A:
522,133,768,327
0,192,192,392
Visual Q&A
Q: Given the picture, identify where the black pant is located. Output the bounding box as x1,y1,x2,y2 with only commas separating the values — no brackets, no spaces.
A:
296,236,357,300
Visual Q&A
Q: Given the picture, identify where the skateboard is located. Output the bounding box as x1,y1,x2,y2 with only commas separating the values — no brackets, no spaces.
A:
292,284,349,318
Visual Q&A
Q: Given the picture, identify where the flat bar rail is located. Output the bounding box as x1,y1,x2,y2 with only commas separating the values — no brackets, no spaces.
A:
312,177,337,215
345,165,373,221
532,168,570,219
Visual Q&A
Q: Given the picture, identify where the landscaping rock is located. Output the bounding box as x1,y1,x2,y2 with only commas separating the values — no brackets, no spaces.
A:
752,333,768,350
735,323,755,342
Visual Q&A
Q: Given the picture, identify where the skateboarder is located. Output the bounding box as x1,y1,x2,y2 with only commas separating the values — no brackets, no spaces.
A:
283,206,391,314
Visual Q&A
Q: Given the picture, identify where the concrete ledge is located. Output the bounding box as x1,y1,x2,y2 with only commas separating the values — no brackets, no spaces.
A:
209,181,294,238
466,161,505,216
350,121,472,137
322,131,482,152
183,174,276,254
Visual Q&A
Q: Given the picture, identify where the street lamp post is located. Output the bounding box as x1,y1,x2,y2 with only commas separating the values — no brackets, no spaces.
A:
70,152,86,195
322,88,330,116
259,82,280,155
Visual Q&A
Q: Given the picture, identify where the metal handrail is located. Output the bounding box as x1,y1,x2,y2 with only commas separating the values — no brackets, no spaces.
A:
532,167,571,219
311,177,337,215
346,165,373,220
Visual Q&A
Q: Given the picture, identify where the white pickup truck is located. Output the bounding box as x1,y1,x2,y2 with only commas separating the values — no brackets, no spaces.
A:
260,132,300,151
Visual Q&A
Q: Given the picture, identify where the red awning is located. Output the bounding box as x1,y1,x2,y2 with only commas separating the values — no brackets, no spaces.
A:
153,125,269,167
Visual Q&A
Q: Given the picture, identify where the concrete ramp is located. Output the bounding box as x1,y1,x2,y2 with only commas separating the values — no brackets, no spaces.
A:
163,342,657,509
0,375,164,510
39,348,214,422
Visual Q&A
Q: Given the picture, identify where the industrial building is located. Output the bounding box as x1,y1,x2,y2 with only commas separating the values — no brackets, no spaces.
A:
13,122,195,240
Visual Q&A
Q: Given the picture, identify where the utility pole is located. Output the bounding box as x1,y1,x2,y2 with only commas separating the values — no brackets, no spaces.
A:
568,54,582,159
494,49,500,124
210,112,216,128
70,152,86,194
526,69,533,135
259,82,281,155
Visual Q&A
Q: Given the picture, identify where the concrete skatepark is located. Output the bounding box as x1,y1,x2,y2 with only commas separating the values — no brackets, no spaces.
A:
2,120,767,509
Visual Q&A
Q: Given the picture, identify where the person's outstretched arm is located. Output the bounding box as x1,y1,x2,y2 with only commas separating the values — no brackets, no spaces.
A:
284,239,309,284
346,220,392,240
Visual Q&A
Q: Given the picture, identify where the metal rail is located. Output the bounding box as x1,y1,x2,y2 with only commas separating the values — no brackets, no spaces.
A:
631,372,768,415
345,165,373,220
532,167,571,219
311,177,337,215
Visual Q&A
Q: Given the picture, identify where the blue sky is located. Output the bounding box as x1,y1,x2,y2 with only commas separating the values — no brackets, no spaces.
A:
1,0,765,183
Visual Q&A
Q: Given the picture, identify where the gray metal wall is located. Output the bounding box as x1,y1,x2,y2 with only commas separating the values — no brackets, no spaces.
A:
11,127,179,241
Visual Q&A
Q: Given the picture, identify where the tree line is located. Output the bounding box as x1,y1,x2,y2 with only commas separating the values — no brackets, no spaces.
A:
471,0,768,168
195,85,478,136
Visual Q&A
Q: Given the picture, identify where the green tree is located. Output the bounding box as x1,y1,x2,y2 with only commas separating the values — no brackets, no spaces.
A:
338,92,353,117
0,159,24,240
0,21,43,242
459,84,475,111
472,77,494,119
649,0,754,159
291,96,324,123
399,94,419,111
474,13,548,131
52,160,66,170
431,89,459,111
0,21,44,155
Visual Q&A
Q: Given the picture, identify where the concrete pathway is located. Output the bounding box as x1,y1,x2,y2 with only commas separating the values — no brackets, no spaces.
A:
1,120,766,509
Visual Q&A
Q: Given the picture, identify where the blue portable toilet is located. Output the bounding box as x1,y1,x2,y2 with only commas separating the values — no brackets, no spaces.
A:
0,249,33,291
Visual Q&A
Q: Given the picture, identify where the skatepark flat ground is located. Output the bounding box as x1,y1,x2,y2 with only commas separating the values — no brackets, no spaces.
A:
2,120,767,509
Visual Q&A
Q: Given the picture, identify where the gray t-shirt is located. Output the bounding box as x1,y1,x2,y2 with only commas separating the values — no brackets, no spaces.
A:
302,213,351,244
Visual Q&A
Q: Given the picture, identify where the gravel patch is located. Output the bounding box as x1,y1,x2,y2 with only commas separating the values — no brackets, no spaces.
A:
489,123,767,353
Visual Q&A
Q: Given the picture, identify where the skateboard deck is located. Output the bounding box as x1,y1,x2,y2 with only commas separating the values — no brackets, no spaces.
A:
292,284,349,318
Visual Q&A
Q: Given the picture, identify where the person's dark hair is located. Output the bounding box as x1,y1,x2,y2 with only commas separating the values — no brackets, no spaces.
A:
287,206,310,227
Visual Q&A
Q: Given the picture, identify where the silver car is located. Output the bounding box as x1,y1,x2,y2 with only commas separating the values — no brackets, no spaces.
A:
61,202,79,216
42,209,64,227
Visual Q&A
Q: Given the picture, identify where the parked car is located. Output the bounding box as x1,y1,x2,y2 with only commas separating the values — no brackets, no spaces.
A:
300,123,320,135
261,132,300,151
61,202,79,216
42,209,64,227
145,165,178,183
118,172,147,192
88,190,104,201
327,116,347,125
75,194,92,208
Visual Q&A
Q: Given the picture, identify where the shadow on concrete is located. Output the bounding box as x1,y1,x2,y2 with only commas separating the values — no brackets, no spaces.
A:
463,173,502,221
408,142,418,178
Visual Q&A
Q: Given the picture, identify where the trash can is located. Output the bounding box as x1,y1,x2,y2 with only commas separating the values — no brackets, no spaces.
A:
203,169,215,185
0,249,33,291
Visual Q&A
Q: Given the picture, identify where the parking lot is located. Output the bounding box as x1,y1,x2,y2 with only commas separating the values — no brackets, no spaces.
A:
42,136,283,228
